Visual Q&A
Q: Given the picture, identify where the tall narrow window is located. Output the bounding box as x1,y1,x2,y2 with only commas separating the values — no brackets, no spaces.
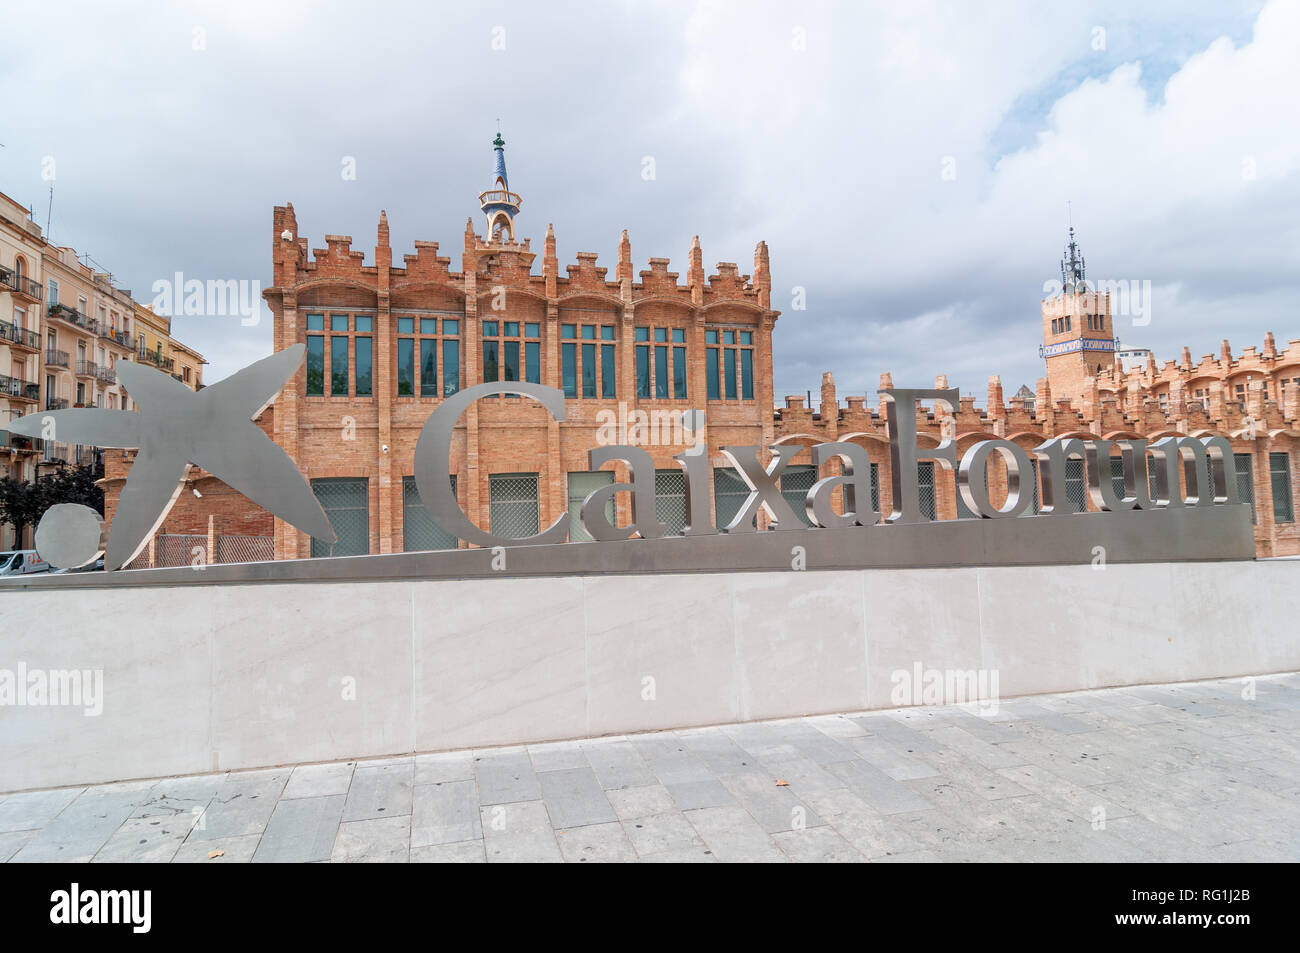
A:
654,342,669,399
397,338,415,396
706,330,720,400
306,335,325,396
655,469,687,535
582,342,597,398
917,461,937,520
672,329,687,399
443,338,460,396
740,348,754,400
562,342,577,398
355,336,372,396
1271,452,1294,523
724,347,737,399
635,327,650,398
482,338,499,383
1235,453,1256,524
420,339,438,397
526,341,540,385
330,336,349,396
504,340,520,382
601,342,616,398
780,465,817,527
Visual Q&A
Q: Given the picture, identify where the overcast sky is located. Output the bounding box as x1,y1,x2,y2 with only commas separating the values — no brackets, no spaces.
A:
3,0,1297,404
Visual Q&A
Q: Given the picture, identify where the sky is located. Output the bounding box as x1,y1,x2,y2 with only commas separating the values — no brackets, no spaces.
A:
2,0,1298,405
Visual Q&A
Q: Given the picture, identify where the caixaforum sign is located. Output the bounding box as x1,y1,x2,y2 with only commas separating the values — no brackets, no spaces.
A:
416,381,1245,548
8,346,1255,582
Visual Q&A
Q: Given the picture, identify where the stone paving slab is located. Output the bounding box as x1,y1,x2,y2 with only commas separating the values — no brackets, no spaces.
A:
3,674,1298,863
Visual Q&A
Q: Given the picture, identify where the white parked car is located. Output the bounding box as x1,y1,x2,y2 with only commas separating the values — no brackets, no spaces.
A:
0,550,50,576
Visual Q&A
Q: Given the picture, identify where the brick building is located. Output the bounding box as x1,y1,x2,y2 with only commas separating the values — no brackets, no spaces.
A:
103,137,1300,562
1,188,206,550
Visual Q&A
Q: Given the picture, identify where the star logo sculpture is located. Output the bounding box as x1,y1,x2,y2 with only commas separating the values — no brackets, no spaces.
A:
9,344,336,571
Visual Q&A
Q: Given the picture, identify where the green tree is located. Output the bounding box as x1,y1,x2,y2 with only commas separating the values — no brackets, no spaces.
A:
0,465,103,548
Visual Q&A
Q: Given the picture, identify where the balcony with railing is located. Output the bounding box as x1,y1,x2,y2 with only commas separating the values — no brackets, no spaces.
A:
142,350,175,372
0,318,40,351
0,266,43,303
478,188,523,210
111,329,132,348
96,365,116,385
76,359,100,379
0,374,40,402
46,348,70,368
45,396,69,411
0,429,43,454
47,303,94,332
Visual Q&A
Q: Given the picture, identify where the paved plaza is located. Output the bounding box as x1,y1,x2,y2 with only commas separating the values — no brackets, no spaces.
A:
2,674,1298,863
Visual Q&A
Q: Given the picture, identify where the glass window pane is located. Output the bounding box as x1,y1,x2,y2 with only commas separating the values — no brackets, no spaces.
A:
635,327,649,342
654,327,667,342
355,337,372,395
655,345,668,399
483,340,499,382
306,313,324,331
489,473,540,538
636,345,650,398
562,323,576,338
504,341,520,382
562,342,577,398
311,477,369,557
601,344,616,398
397,339,414,396
581,325,596,340
740,331,752,345
705,329,718,344
482,320,498,337
354,316,372,332
724,348,737,399
582,342,597,397
567,471,615,542
397,317,414,334
306,335,324,395
330,314,349,331
526,341,541,384
780,465,817,527
420,318,438,334
1271,452,1294,523
1065,458,1087,513
525,322,540,338
420,339,438,396
1235,453,1256,524
672,328,685,343
655,469,687,535
917,461,936,520
740,349,753,400
707,347,719,400
442,340,460,396
330,336,349,396
403,475,459,551
601,325,615,340
673,347,687,399
504,322,519,337
714,467,755,530
443,319,459,335
723,330,735,345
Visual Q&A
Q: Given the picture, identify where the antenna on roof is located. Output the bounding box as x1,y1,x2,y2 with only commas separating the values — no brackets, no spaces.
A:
45,183,53,237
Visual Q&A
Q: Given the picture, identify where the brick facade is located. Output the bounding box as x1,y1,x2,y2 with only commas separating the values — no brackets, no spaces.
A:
98,156,1300,561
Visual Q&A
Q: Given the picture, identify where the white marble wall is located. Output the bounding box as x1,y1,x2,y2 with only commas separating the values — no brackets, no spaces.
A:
2,559,1296,791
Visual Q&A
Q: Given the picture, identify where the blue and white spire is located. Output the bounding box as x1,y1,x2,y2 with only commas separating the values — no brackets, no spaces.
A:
479,131,521,243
